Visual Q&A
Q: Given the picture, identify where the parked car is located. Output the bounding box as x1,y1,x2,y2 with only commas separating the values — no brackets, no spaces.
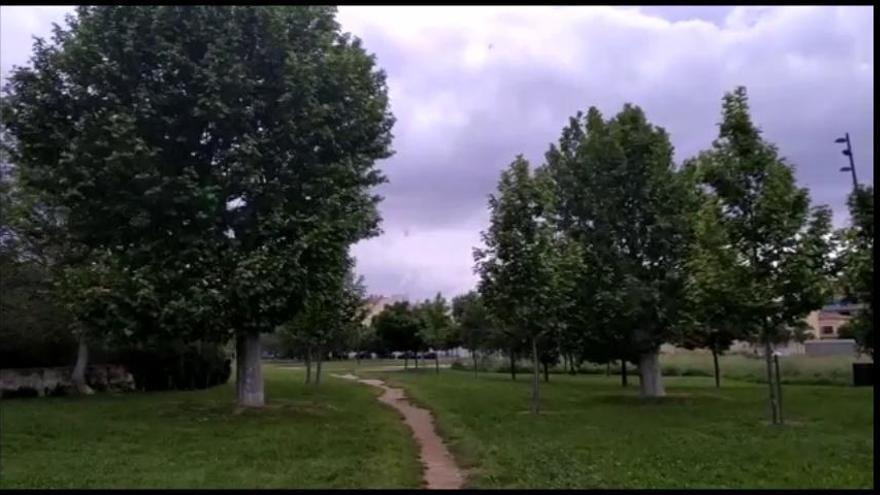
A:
421,352,437,360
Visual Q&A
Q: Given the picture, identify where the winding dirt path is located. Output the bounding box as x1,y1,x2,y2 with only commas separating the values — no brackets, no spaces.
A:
333,373,464,489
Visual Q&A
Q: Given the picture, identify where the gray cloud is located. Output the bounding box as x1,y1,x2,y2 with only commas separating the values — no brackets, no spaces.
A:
2,6,873,301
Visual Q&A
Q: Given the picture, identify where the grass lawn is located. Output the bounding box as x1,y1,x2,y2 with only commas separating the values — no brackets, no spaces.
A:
0,365,422,489
373,369,874,489
457,350,870,386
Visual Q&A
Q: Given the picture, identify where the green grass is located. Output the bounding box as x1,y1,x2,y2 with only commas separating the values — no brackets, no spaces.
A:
656,352,868,386
458,351,869,386
373,369,874,489
0,365,422,489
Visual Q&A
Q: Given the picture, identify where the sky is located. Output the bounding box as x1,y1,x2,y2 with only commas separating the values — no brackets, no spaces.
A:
1,6,874,302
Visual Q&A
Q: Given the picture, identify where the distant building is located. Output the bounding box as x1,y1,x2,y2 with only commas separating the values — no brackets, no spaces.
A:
804,299,864,340
362,294,407,325
664,299,863,357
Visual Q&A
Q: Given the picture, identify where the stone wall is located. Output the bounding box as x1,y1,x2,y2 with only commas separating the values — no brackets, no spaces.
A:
0,364,135,398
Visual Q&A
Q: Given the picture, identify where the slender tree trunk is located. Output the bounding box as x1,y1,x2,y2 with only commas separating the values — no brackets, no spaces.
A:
472,349,478,378
71,333,94,395
404,354,408,370
435,352,440,374
620,360,628,387
638,350,666,398
305,347,312,384
763,337,780,424
712,345,721,388
510,349,517,381
238,332,264,407
315,351,323,386
606,361,611,376
774,353,783,425
543,361,549,383
415,352,419,369
531,338,540,415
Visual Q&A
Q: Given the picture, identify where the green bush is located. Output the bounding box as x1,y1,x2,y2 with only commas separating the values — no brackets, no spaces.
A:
117,342,231,392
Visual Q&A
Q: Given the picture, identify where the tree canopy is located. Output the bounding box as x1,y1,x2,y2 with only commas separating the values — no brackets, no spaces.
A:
1,6,394,406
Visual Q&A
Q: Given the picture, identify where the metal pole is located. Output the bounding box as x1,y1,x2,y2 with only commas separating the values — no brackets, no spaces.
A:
845,133,859,191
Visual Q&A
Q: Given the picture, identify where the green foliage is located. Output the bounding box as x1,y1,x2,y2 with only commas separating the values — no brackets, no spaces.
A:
838,186,873,359
371,301,425,355
118,342,231,391
694,87,834,345
0,256,76,367
1,6,394,359
451,291,491,355
417,293,453,353
475,157,581,348
677,164,745,355
277,256,367,361
540,104,693,369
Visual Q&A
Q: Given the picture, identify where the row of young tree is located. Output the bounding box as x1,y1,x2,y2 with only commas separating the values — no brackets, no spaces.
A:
366,295,459,372
1,6,395,406
469,87,873,420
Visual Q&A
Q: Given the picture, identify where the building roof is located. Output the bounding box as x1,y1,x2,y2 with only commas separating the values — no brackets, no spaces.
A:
822,300,863,313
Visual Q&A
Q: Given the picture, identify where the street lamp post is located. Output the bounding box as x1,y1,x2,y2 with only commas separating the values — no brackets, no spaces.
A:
835,133,859,192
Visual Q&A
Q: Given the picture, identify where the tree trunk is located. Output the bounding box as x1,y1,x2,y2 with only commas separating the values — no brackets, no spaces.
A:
620,360,628,387
510,349,517,381
305,347,312,384
238,332,264,407
71,333,94,395
236,334,245,399
606,361,611,376
712,345,721,388
315,352,323,386
543,361,549,383
774,353,783,425
404,354,408,370
415,352,419,369
435,352,440,374
531,338,540,415
763,338,780,424
638,350,665,398
472,350,478,378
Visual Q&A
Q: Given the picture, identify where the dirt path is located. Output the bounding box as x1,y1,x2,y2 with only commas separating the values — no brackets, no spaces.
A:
333,373,464,489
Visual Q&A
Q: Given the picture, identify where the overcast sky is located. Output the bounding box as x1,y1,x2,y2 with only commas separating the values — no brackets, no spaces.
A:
1,6,874,302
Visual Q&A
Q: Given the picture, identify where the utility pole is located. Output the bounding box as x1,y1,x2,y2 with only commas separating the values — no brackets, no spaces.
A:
835,133,859,192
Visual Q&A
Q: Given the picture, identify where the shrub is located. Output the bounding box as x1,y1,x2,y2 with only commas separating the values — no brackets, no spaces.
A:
116,342,231,392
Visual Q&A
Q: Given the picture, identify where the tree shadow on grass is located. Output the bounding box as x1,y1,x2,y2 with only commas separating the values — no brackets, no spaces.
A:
589,393,728,407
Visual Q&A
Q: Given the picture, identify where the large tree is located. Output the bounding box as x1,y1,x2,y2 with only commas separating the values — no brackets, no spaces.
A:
693,86,834,424
543,105,694,397
1,6,394,407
